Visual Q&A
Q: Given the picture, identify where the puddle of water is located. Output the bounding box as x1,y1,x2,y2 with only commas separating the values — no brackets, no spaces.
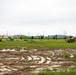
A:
1,49,16,52
30,66,37,68
45,57,51,64
46,57,51,60
31,56,40,60
5,57,20,60
70,54,74,58
0,68,11,72
38,56,45,64
51,65,61,68
27,56,32,61
1,49,7,52
45,61,51,64
20,57,25,60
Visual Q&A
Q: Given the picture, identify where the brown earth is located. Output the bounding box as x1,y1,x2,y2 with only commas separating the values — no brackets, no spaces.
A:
0,49,76,75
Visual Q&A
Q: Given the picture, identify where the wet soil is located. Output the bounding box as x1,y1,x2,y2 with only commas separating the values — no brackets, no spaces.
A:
0,49,76,75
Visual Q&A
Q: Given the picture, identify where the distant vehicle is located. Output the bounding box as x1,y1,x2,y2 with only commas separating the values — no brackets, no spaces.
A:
7,37,14,41
66,36,76,43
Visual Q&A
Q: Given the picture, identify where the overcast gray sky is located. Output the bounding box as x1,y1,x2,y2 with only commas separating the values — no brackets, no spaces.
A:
0,0,76,36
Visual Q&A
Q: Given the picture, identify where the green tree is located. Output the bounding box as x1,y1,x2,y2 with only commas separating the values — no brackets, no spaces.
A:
53,35,57,40
55,35,57,40
31,36,34,39
40,35,44,40
20,36,23,41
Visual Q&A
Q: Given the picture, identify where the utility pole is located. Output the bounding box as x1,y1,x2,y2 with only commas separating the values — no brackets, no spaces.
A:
43,31,44,36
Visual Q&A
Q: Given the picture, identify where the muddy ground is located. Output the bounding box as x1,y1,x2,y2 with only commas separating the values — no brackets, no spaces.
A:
0,49,76,75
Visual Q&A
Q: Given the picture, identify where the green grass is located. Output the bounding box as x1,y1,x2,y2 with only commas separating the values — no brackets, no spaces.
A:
71,54,76,61
38,71,76,75
0,39,76,49
62,53,70,59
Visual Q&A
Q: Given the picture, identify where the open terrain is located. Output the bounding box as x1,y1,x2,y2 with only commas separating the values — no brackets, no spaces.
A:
0,39,76,75
0,39,76,49
0,49,76,75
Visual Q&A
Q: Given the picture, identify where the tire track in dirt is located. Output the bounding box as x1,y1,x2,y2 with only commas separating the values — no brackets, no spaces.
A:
0,49,76,75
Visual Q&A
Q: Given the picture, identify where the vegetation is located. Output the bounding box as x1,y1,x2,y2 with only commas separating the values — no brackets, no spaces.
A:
0,38,76,75
38,70,76,75
62,53,70,59
0,38,76,49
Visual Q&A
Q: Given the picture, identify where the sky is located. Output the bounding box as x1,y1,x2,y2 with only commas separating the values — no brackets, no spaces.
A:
0,0,76,36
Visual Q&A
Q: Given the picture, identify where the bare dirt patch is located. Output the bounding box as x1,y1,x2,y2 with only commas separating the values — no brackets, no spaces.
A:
0,49,76,75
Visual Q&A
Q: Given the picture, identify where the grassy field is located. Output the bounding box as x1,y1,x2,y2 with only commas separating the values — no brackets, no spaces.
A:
0,38,76,75
38,71,76,75
0,38,76,49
